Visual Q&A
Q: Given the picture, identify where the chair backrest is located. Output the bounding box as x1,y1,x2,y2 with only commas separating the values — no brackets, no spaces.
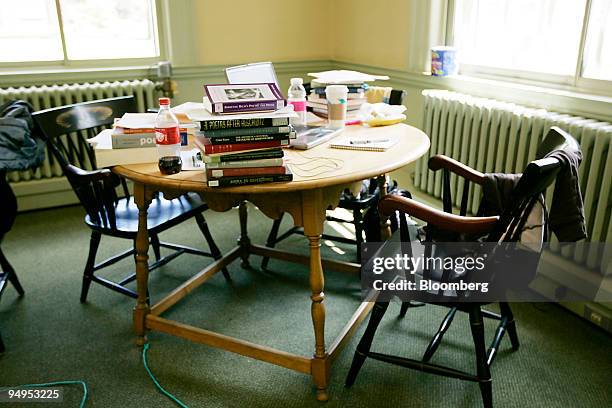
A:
33,96,136,170
489,127,579,242
32,96,137,229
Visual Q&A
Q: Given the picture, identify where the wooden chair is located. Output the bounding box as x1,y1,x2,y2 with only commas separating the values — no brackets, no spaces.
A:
32,96,229,303
345,127,580,407
262,89,407,266
0,170,25,352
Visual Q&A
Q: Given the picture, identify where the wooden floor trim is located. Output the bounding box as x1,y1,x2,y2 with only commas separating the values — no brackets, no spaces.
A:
146,315,312,374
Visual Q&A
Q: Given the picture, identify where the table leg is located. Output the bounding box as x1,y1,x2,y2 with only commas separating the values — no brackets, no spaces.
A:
238,201,250,268
302,191,329,401
133,182,152,346
377,175,392,240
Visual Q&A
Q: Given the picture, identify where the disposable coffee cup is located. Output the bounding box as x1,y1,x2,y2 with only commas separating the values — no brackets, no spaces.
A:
325,85,348,129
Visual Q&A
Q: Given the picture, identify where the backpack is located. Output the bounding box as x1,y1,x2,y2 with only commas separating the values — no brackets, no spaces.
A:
0,100,45,171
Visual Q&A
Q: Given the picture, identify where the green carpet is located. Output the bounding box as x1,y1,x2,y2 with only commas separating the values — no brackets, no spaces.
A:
1,204,610,407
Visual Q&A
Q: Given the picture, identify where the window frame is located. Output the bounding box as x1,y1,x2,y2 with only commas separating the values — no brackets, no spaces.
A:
0,0,166,71
445,0,612,97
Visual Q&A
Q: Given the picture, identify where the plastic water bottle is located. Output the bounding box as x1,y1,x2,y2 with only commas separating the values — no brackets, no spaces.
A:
287,77,307,126
155,97,182,175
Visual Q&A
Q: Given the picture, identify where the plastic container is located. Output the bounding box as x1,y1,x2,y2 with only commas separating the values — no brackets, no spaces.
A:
155,97,182,175
325,85,348,129
431,46,458,77
287,77,307,126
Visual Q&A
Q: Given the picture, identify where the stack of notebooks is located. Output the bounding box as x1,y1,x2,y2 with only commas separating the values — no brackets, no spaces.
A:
192,106,296,187
306,81,367,118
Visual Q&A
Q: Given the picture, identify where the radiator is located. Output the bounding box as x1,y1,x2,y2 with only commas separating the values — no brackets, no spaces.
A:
0,79,159,209
415,90,612,276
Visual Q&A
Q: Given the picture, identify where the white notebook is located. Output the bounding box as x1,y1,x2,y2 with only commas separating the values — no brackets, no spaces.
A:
329,136,398,152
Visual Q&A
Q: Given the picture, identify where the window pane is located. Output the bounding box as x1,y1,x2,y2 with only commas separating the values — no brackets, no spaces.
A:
453,0,586,76
59,0,158,60
582,0,612,80
0,0,63,62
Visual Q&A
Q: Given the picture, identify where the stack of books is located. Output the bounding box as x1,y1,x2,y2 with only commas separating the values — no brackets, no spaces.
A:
190,96,296,187
306,81,367,118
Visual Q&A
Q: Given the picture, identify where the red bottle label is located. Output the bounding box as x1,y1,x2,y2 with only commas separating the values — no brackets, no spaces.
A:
155,126,180,145
289,100,306,112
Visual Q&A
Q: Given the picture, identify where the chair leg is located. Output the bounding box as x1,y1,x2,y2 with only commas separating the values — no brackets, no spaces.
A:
81,231,101,303
353,209,364,264
499,302,519,350
469,306,493,408
262,214,284,270
0,330,4,353
345,301,390,387
0,246,24,296
195,212,230,281
150,233,161,262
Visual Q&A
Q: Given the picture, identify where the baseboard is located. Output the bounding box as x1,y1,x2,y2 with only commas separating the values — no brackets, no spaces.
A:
11,177,78,211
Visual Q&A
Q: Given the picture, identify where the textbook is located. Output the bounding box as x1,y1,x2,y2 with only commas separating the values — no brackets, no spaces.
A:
200,117,290,131
111,132,156,149
87,129,157,167
204,158,284,169
194,136,289,154
202,125,291,137
207,165,287,178
207,171,293,187
203,83,287,114
200,131,295,145
201,148,284,164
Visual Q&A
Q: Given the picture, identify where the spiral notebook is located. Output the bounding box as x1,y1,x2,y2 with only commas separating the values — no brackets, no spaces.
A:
329,136,398,152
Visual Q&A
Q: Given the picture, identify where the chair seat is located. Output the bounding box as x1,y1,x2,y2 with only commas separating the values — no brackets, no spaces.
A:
86,192,207,237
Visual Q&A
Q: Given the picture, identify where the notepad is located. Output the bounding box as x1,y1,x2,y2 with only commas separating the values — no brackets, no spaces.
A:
329,136,398,152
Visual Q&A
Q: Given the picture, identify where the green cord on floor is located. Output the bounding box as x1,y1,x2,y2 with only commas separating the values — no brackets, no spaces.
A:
142,343,189,408
0,380,88,408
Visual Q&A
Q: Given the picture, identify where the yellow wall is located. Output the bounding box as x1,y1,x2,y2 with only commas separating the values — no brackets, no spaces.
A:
193,0,332,65
330,0,411,71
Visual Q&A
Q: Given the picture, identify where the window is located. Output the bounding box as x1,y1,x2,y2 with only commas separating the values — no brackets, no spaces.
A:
0,0,159,64
449,0,612,86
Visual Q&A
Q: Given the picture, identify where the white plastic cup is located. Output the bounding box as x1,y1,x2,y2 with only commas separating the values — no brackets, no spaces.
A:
325,85,348,129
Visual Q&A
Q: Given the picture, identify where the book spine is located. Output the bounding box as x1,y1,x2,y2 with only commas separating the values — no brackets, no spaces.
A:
205,149,285,163
200,117,289,131
212,100,287,114
203,126,291,138
111,134,156,149
207,166,287,178
312,86,367,95
198,139,289,154
205,158,284,169
204,132,294,145
207,173,293,187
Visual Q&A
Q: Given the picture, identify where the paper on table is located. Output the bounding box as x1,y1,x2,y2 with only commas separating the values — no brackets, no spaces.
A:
307,70,389,85
180,149,206,171
173,100,297,122
114,112,197,129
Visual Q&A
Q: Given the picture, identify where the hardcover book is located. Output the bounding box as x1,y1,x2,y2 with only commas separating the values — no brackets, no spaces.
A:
204,158,284,169
201,148,285,164
202,125,291,137
200,117,290,131
203,83,287,114
207,165,287,178
201,131,295,145
207,171,293,187
194,136,289,154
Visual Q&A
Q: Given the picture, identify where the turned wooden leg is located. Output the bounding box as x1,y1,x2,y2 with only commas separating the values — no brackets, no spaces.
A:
377,175,392,240
470,306,493,408
238,201,251,268
133,182,153,347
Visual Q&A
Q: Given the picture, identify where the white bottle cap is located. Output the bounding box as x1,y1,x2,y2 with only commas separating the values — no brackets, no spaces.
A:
290,77,303,86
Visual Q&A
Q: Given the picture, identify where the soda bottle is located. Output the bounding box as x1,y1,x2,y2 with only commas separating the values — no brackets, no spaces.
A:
287,77,307,126
155,97,182,175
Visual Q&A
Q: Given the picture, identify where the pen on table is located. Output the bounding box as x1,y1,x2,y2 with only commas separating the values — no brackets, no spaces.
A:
349,138,390,145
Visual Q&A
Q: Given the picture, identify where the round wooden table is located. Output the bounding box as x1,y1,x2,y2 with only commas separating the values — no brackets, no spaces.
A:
114,123,429,401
